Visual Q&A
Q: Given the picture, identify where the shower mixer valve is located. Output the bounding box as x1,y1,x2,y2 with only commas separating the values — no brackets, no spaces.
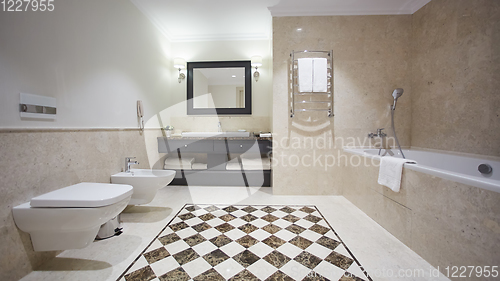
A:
368,128,387,138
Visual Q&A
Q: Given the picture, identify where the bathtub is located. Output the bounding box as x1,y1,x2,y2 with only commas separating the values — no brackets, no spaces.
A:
343,148,500,194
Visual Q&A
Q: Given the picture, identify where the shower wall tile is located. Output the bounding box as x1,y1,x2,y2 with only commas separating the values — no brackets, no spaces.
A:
0,129,163,281
272,15,412,195
411,0,500,157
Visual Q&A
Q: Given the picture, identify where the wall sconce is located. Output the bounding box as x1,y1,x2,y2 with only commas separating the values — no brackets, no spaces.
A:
174,58,186,83
251,56,262,82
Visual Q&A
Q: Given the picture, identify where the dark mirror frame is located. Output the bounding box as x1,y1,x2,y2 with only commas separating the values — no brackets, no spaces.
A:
187,61,252,115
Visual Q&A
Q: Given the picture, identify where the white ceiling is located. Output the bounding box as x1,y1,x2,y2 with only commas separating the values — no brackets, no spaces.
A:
269,0,431,17
130,0,430,42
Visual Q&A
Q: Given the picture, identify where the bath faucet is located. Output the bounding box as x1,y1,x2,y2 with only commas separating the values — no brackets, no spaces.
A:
217,121,222,132
368,128,387,138
377,128,387,138
125,157,139,173
367,128,387,156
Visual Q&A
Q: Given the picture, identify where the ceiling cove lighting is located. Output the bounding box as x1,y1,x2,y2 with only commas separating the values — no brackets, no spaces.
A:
174,58,186,83
251,56,262,82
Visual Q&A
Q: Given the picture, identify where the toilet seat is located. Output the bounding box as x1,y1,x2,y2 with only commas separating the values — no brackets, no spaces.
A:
30,182,133,208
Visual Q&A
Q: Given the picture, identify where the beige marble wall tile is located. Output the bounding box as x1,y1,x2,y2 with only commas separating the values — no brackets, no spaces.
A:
0,129,160,281
341,162,413,246
405,170,500,275
272,15,412,195
342,159,500,279
411,0,500,157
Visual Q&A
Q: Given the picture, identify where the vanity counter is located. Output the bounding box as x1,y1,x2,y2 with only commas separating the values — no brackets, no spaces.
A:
166,136,272,141
157,136,272,187
158,137,272,154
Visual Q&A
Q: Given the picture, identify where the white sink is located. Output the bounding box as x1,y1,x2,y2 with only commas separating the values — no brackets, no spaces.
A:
181,131,250,138
111,169,176,205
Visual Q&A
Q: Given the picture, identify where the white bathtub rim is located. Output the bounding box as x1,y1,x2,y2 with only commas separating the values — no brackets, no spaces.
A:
343,146,500,162
343,147,500,194
410,146,500,162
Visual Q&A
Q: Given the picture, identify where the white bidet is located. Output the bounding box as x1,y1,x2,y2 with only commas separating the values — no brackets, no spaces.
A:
111,169,176,205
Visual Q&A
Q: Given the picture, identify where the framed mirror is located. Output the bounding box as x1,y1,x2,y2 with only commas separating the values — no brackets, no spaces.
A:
187,61,251,115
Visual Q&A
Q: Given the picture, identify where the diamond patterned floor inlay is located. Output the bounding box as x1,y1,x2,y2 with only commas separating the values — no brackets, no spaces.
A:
118,204,372,281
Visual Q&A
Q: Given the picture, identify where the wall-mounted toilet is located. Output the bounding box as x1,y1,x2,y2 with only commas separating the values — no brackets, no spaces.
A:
12,182,133,251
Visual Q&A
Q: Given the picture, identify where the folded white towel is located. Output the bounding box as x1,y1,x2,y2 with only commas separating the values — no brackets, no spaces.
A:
164,157,194,166
313,58,328,92
298,58,313,92
377,156,415,192
260,133,272,138
226,162,242,170
242,164,271,170
225,158,241,170
192,163,207,170
241,158,261,165
241,156,271,170
164,164,192,170
242,157,270,165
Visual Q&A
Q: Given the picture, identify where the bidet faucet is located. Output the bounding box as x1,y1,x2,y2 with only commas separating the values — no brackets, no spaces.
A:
125,157,139,173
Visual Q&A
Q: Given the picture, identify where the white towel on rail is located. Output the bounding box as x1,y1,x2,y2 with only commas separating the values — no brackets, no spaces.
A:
313,58,328,92
377,156,415,192
298,58,313,92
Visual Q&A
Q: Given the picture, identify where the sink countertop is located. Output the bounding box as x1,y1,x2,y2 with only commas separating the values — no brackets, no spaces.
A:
164,136,272,141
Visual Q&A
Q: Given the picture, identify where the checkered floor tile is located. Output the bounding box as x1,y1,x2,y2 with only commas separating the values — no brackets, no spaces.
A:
118,204,371,281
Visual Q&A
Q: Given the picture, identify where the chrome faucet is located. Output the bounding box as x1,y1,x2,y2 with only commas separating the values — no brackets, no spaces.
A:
368,128,387,138
368,128,388,156
217,121,222,132
377,128,387,138
125,157,139,173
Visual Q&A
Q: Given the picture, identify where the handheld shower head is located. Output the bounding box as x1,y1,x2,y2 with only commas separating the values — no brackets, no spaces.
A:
392,88,404,110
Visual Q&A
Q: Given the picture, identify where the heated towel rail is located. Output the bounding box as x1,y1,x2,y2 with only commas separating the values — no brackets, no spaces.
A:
290,50,334,118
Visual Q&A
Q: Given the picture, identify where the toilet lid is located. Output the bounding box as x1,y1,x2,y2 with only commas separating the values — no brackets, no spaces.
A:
30,183,133,208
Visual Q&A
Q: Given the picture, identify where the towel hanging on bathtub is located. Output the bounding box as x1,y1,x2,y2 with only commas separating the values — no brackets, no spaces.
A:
377,156,416,192
298,58,328,93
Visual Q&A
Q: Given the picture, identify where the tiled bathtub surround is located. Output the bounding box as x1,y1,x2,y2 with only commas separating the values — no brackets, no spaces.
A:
0,129,164,281
343,158,500,280
119,204,370,281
